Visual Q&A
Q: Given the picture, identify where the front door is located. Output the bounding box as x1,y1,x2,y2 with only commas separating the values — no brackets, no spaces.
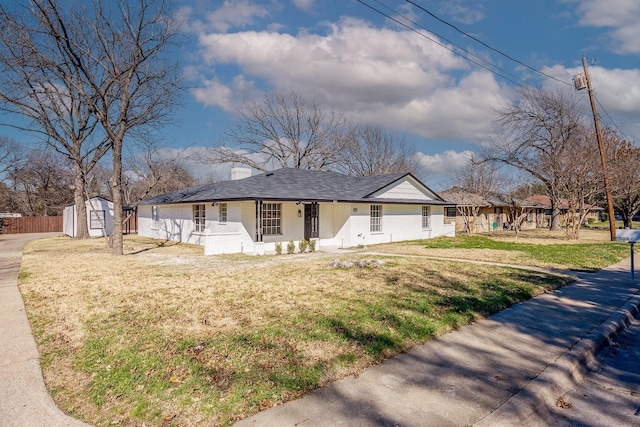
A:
304,203,319,240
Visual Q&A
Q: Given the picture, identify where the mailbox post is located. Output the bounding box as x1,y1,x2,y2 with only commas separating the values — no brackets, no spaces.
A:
616,229,640,280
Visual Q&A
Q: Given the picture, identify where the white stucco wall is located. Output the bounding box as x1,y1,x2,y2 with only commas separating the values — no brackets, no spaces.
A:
86,198,114,237
62,197,114,238
138,200,455,255
62,205,75,237
372,180,433,200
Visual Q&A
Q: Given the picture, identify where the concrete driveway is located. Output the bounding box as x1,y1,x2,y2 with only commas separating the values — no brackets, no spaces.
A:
0,233,89,427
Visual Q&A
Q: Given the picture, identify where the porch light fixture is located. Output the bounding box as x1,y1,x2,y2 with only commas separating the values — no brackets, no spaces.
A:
212,202,219,206
298,209,302,217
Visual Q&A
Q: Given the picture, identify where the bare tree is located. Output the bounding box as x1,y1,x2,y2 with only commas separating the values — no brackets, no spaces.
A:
606,130,640,229
8,0,183,254
0,181,17,213
440,187,487,235
0,1,110,239
553,126,603,239
8,148,74,216
504,197,528,237
481,87,585,231
503,184,542,237
440,161,503,235
0,137,26,179
123,146,198,205
204,91,351,172
334,124,421,176
85,0,182,255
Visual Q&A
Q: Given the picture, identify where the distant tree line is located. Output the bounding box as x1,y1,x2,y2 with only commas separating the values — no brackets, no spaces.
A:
0,136,199,217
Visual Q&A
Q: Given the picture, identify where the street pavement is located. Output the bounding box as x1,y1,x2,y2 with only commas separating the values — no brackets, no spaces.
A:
542,314,640,426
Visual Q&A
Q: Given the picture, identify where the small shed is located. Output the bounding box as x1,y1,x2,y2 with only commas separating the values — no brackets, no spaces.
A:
63,197,114,238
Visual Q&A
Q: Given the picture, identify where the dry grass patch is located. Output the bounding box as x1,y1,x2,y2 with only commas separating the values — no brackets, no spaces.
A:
20,234,576,426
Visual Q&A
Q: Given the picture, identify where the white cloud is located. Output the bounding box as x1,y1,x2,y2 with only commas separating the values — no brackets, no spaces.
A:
186,1,269,34
438,1,485,25
573,0,640,54
195,17,507,142
292,0,314,12
191,77,234,110
541,64,640,141
416,150,473,176
191,75,258,111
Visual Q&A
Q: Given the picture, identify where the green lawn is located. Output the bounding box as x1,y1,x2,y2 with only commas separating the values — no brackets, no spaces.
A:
588,220,640,229
419,235,629,271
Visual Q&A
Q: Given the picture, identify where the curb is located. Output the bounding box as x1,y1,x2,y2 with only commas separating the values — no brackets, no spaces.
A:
474,291,640,426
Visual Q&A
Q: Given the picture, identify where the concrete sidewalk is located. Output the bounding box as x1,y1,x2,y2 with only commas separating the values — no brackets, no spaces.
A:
0,233,89,427
235,257,640,427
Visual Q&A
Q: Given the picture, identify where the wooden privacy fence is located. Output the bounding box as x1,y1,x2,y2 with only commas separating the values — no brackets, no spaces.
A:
0,216,63,234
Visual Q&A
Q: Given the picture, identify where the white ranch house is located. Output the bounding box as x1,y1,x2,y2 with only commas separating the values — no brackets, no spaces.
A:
138,168,455,255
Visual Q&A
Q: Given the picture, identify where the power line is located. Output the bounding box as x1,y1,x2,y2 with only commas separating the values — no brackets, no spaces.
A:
404,0,574,87
594,95,631,141
370,0,530,87
359,0,633,141
357,0,528,88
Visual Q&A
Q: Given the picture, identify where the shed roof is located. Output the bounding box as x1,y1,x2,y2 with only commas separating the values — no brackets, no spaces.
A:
140,168,450,206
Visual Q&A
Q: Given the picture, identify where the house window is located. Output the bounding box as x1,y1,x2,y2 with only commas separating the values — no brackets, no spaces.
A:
90,210,105,229
422,206,431,229
262,203,281,235
151,205,160,229
193,204,206,232
370,205,382,232
445,207,457,217
219,203,228,223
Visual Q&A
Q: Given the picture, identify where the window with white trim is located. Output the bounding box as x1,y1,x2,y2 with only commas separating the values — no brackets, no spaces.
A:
370,204,382,232
219,203,227,223
445,207,457,218
193,204,206,232
422,205,431,229
151,205,160,229
262,203,281,235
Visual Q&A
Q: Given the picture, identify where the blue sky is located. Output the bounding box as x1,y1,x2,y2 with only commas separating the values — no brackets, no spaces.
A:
169,0,640,188
4,0,640,189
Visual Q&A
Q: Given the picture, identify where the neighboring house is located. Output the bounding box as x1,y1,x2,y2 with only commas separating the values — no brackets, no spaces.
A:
63,197,115,238
439,187,547,233
138,167,456,255
526,195,603,225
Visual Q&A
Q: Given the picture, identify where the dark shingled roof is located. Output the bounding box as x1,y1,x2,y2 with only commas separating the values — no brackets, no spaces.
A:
139,168,450,206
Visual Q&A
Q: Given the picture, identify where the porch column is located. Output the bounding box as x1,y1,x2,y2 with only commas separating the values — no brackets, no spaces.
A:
255,200,263,242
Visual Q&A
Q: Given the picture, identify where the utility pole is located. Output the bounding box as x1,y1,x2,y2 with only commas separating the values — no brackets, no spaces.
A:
574,56,616,241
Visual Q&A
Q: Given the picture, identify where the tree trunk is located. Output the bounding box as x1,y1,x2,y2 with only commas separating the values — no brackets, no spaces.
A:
111,141,123,256
73,164,89,239
550,206,562,231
